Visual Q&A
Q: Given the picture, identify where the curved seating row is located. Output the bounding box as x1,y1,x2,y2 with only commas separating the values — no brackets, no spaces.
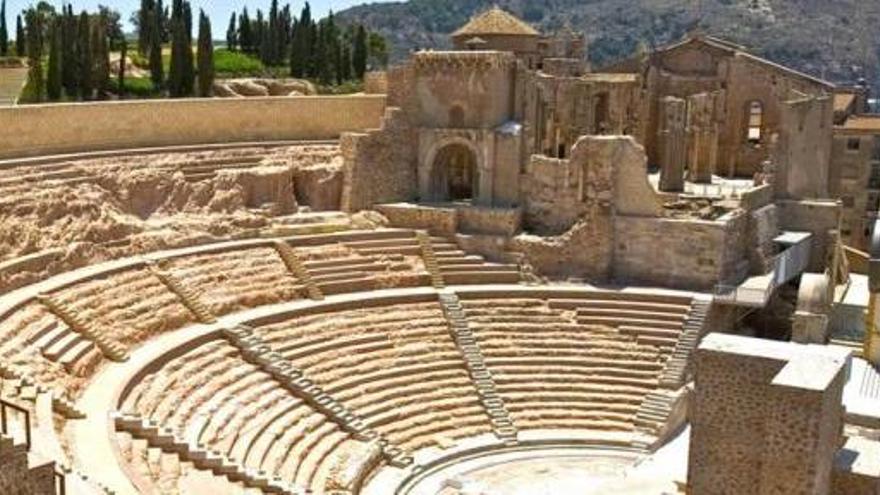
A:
99,287,698,494
0,229,523,405
118,338,359,493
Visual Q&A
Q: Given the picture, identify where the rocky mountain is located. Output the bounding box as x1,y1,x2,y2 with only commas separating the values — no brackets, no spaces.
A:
337,0,880,89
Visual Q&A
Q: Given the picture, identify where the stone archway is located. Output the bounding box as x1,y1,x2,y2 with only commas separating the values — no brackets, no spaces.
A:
430,142,480,202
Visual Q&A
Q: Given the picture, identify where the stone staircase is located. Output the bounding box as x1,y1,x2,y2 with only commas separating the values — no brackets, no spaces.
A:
113,412,300,494
631,297,712,449
272,240,324,300
221,325,412,468
148,263,217,324
438,292,518,444
37,294,128,362
25,319,97,374
631,389,680,450
658,297,711,389
1,368,87,420
417,232,445,289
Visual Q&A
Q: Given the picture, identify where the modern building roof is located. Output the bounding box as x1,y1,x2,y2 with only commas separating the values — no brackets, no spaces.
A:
834,92,856,113
841,115,880,133
452,7,540,38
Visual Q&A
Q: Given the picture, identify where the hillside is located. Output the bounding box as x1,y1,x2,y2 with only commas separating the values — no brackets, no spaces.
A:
337,0,880,89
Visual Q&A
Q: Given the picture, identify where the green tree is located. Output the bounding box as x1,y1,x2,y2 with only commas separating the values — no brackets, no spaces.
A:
368,31,388,69
15,13,23,56
148,3,163,89
92,14,110,99
62,5,77,98
168,0,193,97
0,0,8,56
238,8,251,53
22,9,44,102
226,12,236,50
77,11,92,99
46,17,62,100
290,2,311,77
98,5,124,51
118,37,126,98
137,0,154,55
352,25,367,79
196,10,213,97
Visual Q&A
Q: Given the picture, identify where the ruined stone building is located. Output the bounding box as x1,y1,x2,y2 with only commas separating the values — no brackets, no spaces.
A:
1,6,879,495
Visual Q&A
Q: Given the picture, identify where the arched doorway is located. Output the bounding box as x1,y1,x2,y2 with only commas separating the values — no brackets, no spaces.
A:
430,143,479,202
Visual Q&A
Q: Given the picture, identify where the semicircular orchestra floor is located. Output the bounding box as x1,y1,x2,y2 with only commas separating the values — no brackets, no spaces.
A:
390,443,641,495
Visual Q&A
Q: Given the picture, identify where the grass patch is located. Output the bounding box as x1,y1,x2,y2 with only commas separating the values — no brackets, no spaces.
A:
110,76,162,98
214,49,264,77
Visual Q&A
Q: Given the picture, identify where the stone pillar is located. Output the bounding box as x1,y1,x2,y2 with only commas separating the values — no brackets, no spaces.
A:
688,334,850,495
686,92,718,184
658,96,687,192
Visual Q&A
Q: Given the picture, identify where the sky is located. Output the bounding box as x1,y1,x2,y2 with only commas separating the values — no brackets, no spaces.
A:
3,0,394,35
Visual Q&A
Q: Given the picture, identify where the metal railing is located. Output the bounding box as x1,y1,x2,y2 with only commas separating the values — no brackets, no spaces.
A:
54,469,66,495
1,399,66,495
714,234,812,307
0,398,31,451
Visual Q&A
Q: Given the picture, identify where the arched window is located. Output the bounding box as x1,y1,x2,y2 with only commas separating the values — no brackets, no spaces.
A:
449,105,465,128
747,101,764,144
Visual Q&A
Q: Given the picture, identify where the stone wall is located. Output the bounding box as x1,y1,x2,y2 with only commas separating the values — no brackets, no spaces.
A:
688,334,851,495
516,136,700,283
374,203,458,236
774,94,833,200
340,108,418,212
613,212,748,290
0,95,386,159
521,136,660,235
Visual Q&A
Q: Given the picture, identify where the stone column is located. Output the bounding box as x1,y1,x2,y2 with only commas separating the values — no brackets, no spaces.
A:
658,96,687,192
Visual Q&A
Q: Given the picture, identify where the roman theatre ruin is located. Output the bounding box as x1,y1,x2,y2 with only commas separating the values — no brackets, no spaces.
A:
1,8,879,495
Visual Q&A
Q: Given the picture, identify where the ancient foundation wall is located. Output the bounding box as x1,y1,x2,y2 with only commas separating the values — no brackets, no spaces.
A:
0,95,387,159
341,107,418,212
613,212,748,290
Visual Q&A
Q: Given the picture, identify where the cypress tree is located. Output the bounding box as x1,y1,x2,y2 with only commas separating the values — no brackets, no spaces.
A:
168,0,193,97
183,2,192,42
267,0,278,65
77,11,92,100
238,8,251,53
353,25,367,80
289,18,300,77
182,2,194,94
62,5,77,97
0,0,8,56
340,38,352,82
197,10,213,97
23,9,43,102
15,13,23,56
255,10,267,63
118,38,126,98
92,14,110,99
138,0,154,55
149,3,163,89
226,13,236,51
46,18,62,100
